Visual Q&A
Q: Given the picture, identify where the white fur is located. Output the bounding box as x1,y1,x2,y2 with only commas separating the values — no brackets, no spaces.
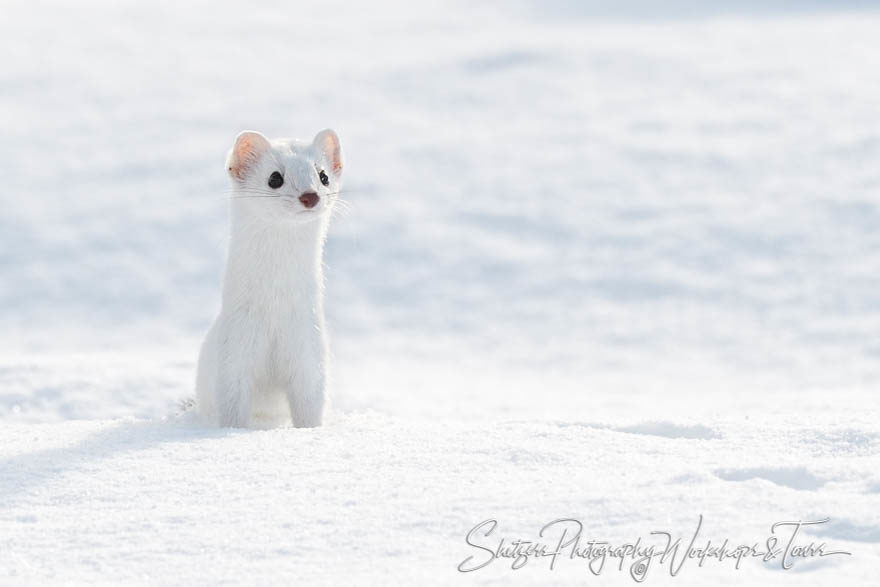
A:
196,129,343,428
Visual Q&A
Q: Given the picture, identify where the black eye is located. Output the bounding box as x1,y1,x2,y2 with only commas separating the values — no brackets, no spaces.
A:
319,170,329,187
268,171,284,189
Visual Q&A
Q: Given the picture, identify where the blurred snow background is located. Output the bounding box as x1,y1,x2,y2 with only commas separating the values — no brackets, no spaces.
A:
1,0,879,584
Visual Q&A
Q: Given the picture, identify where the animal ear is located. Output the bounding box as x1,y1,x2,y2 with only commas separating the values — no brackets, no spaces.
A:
226,131,270,180
313,128,343,175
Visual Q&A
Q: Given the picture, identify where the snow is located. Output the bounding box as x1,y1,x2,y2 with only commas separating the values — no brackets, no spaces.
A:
2,412,877,584
1,0,879,584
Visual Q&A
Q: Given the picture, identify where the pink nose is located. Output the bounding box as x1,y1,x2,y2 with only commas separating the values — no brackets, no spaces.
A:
299,192,319,209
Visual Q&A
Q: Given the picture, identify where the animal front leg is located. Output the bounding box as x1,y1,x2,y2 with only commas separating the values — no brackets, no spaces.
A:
284,338,327,428
286,366,326,428
216,365,252,428
215,317,266,428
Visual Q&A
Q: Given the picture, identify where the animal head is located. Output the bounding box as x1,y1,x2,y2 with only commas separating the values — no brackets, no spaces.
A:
226,129,344,223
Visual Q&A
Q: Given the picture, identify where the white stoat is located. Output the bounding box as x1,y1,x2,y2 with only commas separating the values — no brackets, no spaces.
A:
196,129,344,428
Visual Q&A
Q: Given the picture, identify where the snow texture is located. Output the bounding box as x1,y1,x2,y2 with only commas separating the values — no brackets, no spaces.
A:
1,0,879,584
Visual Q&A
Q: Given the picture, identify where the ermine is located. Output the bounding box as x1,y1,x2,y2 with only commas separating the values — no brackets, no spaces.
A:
196,129,344,428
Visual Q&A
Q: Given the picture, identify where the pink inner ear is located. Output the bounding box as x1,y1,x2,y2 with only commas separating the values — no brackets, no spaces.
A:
329,136,342,173
317,130,343,174
229,133,268,180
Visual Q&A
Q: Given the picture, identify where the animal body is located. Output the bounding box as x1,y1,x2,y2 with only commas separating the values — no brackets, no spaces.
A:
196,129,344,428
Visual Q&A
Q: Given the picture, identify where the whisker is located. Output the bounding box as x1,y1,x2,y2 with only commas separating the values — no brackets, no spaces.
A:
219,188,367,205
221,188,368,196
330,204,353,219
225,195,281,200
223,189,286,198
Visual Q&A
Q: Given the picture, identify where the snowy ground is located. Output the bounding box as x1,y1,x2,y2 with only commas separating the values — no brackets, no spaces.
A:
2,1,880,584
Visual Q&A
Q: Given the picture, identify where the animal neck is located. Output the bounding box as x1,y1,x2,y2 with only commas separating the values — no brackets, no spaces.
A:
222,206,328,306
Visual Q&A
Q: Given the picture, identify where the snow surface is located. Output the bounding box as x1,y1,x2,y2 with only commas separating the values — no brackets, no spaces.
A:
1,0,880,584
